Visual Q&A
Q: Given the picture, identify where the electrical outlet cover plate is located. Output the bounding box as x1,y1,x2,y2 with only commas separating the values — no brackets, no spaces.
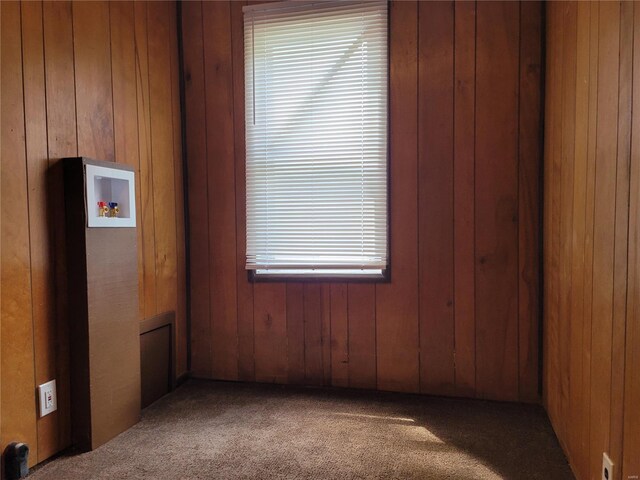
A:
603,452,614,480
38,380,57,417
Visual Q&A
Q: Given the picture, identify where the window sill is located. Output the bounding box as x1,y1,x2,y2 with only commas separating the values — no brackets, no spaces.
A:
248,269,390,283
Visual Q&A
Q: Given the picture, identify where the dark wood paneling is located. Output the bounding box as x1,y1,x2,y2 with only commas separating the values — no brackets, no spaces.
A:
43,1,78,458
1,0,185,466
347,284,377,390
452,0,476,398
589,3,619,477
202,0,239,381
518,0,543,403
544,2,640,479
73,1,115,162
21,0,60,461
329,284,349,388
286,284,305,385
253,284,288,384
475,0,520,402
111,0,145,342
182,0,543,402
181,0,212,378
303,284,324,386
376,0,420,394
418,0,455,396
141,326,171,409
623,5,640,478
1,0,39,465
134,1,158,320
231,0,255,382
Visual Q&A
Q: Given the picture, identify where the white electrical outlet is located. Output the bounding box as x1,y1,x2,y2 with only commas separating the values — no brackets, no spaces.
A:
38,380,57,417
602,452,614,480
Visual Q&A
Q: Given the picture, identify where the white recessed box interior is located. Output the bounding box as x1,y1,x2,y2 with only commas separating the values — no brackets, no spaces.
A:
85,164,136,228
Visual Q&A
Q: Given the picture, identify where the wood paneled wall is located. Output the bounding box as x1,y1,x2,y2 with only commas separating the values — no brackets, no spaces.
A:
0,1,186,466
544,2,640,479
182,1,543,402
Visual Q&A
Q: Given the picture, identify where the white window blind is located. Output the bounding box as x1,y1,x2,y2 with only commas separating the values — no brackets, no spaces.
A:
244,0,388,277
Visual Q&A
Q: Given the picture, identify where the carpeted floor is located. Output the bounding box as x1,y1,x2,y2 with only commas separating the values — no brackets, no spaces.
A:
30,380,573,480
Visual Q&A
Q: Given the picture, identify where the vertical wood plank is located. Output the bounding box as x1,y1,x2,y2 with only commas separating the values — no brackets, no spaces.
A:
21,0,62,461
609,0,633,470
181,0,212,377
418,0,455,396
254,284,288,384
110,0,145,328
542,1,559,425
330,284,349,387
1,0,39,465
72,0,115,162
623,7,640,479
567,3,590,475
286,284,305,384
376,0,420,394
590,2,620,476
578,3,600,475
43,0,77,453
475,0,520,401
303,284,323,386
134,0,158,319
518,0,542,403
148,1,179,319
453,0,476,398
558,2,577,438
348,284,376,389
201,0,238,380
231,0,255,382
168,1,188,377
321,285,331,386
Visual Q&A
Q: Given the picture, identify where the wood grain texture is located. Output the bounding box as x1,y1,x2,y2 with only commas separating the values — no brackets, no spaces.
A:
181,0,212,378
559,2,577,440
543,0,561,428
347,284,377,390
135,0,158,320
231,0,255,382
589,3,619,477
304,284,324,385
202,0,239,380
1,1,39,465
475,0,520,401
253,284,288,384
286,284,305,385
453,0,476,398
567,3,590,476
418,0,455,396
544,2,640,479
148,1,178,323
610,1,633,470
168,2,188,378
330,284,349,388
72,1,115,162
518,1,542,403
21,0,61,461
181,0,542,401
43,0,77,457
376,0,420,394
110,0,145,345
2,0,185,465
623,5,640,479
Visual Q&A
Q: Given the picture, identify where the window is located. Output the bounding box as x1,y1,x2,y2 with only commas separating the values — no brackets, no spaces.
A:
244,0,388,279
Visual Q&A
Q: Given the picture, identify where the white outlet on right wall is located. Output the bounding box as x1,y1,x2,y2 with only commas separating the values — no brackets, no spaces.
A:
38,379,57,417
602,452,614,480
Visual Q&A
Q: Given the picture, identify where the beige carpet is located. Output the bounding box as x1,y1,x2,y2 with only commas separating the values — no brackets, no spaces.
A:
30,380,573,480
